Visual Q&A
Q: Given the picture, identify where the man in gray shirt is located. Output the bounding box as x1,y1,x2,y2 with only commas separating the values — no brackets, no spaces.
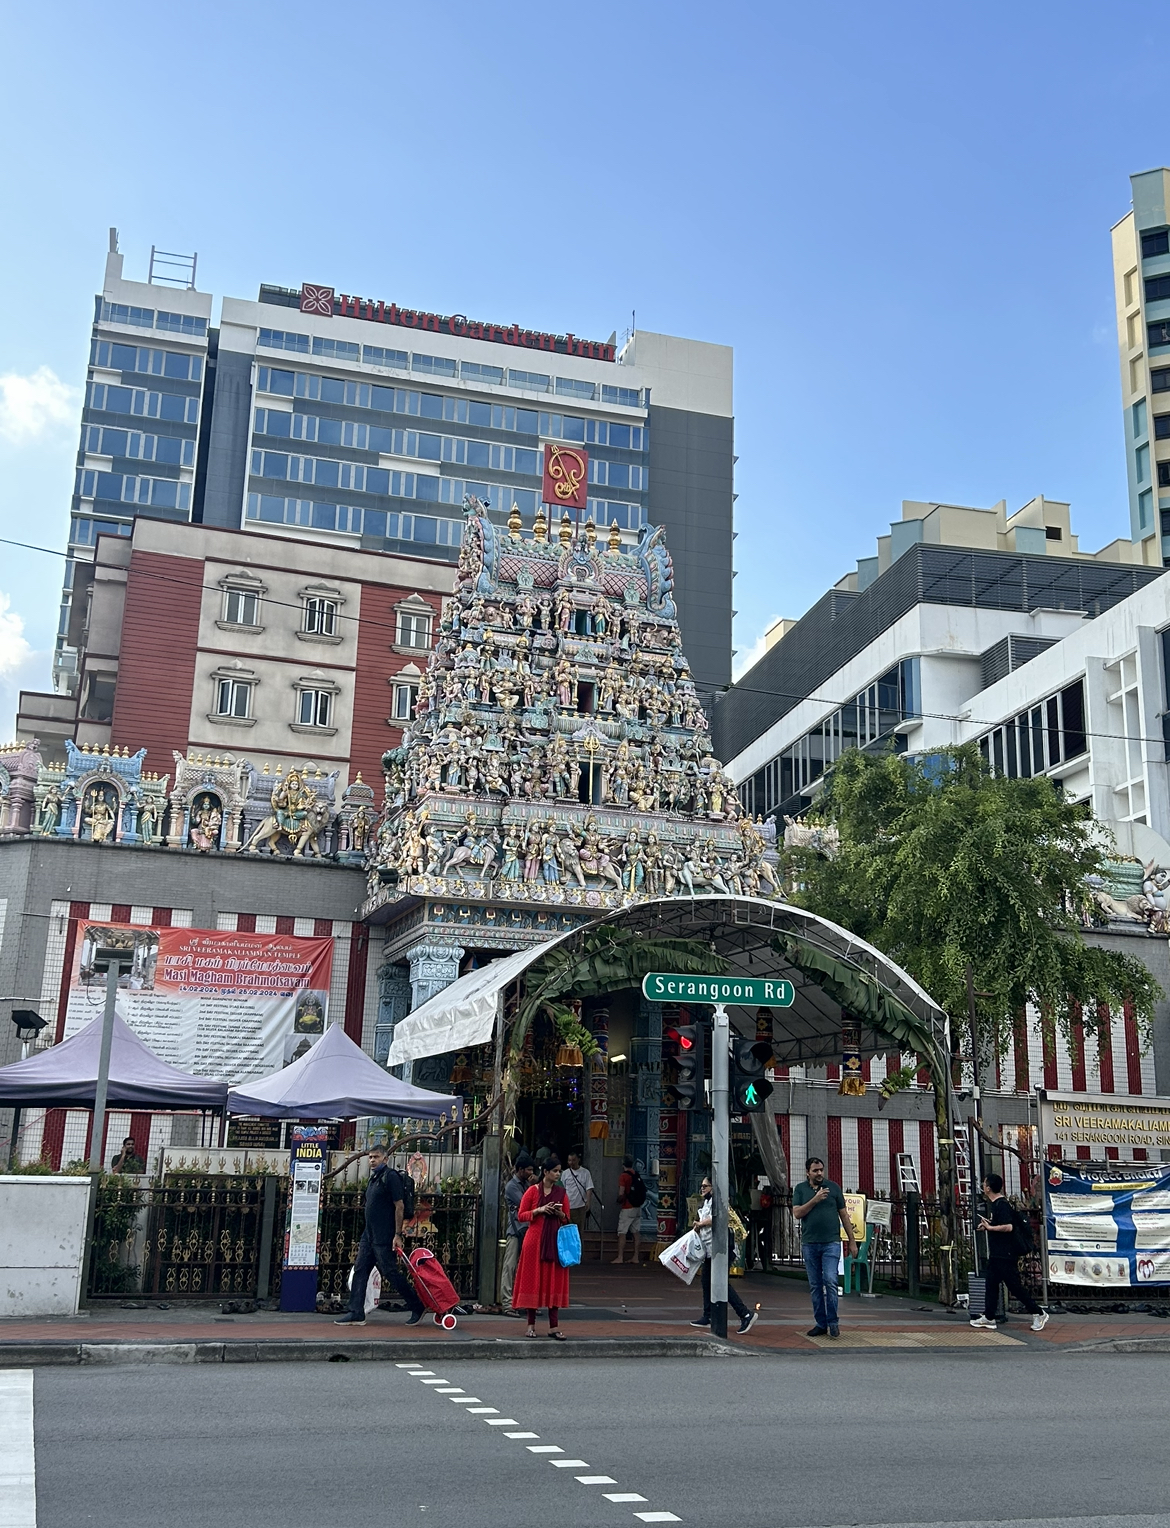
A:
500,1156,533,1315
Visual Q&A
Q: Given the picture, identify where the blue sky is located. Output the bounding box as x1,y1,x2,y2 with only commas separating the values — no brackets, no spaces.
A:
0,2,1166,729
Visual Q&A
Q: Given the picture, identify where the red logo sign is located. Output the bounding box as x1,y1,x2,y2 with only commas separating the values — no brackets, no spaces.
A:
543,443,589,511
300,283,335,316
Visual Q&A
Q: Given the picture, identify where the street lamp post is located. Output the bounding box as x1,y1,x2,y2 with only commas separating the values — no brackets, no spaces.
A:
7,1009,48,1169
87,933,135,1171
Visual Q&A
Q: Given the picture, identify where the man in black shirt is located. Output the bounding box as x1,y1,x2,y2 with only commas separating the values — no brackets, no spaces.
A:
970,1172,1048,1333
335,1144,425,1326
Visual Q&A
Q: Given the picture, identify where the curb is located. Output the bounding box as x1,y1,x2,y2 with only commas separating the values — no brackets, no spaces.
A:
1060,1336,1170,1355
0,1336,740,1368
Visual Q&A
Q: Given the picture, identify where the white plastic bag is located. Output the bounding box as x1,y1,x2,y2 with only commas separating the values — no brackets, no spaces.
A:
659,1229,704,1285
347,1265,381,1312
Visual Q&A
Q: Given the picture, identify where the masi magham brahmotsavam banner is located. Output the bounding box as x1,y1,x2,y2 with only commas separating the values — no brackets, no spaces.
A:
64,921,333,1085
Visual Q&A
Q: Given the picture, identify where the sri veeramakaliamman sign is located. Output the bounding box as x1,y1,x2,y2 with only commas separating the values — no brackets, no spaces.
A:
641,974,795,1006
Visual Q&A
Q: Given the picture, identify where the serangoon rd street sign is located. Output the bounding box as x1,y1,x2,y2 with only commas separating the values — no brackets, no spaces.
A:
641,974,795,1007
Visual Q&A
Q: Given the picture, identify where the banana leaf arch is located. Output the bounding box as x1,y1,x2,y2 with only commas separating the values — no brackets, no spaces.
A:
501,895,947,1066
771,933,946,1076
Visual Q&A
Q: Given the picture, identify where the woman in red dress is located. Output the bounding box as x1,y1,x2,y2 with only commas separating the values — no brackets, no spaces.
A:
511,1157,570,1339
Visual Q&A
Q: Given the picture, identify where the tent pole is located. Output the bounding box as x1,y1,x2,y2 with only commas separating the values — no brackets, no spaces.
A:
89,962,121,1171
477,989,506,1305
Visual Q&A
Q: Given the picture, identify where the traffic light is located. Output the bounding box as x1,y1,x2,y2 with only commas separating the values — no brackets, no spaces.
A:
663,1022,704,1109
730,1037,774,1113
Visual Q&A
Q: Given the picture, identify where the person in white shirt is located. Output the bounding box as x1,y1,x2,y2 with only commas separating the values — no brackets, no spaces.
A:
562,1150,596,1233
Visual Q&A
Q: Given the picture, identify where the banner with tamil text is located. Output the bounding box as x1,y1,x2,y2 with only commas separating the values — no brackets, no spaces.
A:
63,921,333,1086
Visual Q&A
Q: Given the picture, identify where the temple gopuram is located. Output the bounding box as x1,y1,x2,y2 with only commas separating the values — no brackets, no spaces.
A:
360,498,782,1060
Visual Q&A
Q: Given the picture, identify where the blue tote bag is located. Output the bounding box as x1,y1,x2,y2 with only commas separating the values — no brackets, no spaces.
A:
557,1223,582,1267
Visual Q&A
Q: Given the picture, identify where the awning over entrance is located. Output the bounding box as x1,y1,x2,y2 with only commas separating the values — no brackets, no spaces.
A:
386,895,944,1066
389,932,577,1064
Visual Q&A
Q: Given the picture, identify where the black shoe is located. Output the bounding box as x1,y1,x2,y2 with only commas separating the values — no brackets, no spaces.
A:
334,1312,366,1326
807,1325,828,1337
828,1323,840,1339
690,1319,711,1328
738,1311,759,1335
406,1310,425,1326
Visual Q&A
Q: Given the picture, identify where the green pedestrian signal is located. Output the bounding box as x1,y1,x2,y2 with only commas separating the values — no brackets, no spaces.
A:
730,1037,774,1114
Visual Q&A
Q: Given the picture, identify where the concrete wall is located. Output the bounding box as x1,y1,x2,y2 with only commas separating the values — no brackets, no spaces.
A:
0,837,367,1067
648,404,734,691
0,1176,91,1317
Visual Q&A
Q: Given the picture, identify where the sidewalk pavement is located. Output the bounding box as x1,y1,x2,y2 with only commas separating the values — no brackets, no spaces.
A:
2,1261,1166,1364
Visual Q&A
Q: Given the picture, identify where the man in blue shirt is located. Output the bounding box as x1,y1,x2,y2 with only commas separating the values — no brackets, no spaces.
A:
792,1155,857,1339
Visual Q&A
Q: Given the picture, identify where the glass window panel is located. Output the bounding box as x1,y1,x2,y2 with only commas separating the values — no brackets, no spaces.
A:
311,502,337,529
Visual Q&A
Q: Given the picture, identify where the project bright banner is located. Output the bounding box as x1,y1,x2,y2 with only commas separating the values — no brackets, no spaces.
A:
63,921,334,1085
1045,1162,1170,1287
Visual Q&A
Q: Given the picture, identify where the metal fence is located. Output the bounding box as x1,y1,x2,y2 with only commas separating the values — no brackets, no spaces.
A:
87,1173,481,1303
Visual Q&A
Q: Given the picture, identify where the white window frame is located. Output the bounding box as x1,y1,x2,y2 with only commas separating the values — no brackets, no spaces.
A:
216,678,253,718
297,688,333,728
303,596,338,637
392,682,419,721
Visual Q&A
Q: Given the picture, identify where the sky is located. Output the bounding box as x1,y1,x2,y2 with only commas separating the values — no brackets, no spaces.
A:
0,1,1166,732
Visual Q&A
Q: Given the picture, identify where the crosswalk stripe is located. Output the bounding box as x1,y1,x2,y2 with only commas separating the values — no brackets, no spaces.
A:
0,1371,36,1528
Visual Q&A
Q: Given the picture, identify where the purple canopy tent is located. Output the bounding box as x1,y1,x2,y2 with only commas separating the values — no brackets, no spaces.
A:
0,1012,228,1110
226,1023,461,1122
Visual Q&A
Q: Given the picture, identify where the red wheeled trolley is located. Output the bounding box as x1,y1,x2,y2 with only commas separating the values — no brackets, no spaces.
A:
401,1247,461,1330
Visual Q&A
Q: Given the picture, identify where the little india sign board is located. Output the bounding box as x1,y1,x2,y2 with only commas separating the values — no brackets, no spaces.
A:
641,974,795,1007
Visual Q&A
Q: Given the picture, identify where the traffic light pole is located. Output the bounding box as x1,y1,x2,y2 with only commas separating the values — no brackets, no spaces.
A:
710,1002,730,1339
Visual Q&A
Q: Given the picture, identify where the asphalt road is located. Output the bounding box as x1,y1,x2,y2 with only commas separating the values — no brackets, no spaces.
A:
15,1352,1170,1528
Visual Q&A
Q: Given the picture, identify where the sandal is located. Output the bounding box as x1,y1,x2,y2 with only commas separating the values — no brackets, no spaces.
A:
548,1330,567,1341
526,1328,537,1338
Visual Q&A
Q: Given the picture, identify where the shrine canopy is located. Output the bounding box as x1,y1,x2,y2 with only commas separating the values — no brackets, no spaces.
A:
387,896,946,1068
0,1012,227,1110
227,1022,462,1122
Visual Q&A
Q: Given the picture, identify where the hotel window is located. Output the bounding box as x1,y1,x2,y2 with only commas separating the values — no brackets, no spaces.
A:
1148,321,1170,351
1142,229,1170,258
222,588,260,627
216,679,253,719
392,682,419,721
297,688,333,728
977,679,1087,780
1155,415,1170,439
303,596,338,636
396,608,432,649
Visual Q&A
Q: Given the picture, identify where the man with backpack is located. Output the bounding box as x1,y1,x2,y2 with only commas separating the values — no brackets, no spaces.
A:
970,1172,1049,1333
335,1143,425,1326
612,1155,647,1266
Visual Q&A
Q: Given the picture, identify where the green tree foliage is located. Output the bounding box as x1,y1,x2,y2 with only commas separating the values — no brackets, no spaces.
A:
787,745,1161,1058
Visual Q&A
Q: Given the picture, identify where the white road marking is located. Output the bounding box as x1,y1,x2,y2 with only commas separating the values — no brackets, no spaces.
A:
405,1368,684,1523
0,1370,36,1528
394,1362,424,1369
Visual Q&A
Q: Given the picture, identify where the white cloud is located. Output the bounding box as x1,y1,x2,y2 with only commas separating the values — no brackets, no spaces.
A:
0,593,32,677
733,617,781,681
0,366,78,445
